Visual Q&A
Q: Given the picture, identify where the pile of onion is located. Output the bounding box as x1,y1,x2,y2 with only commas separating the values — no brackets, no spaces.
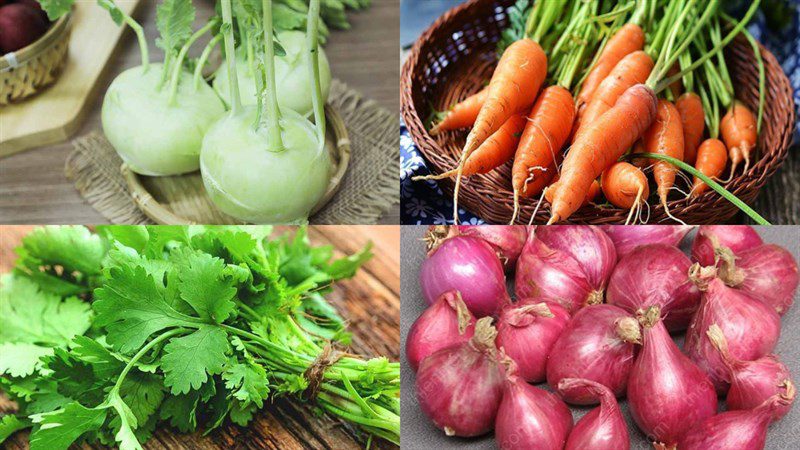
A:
515,226,616,313
600,225,693,260
406,290,475,372
558,378,629,450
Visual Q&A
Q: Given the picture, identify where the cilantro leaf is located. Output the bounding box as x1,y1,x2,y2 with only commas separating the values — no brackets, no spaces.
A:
223,361,269,408
177,251,237,323
106,392,143,450
161,326,229,394
69,336,127,379
29,402,107,450
0,414,30,443
0,343,52,377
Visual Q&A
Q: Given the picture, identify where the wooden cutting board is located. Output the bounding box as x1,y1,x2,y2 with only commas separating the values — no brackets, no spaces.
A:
0,0,144,157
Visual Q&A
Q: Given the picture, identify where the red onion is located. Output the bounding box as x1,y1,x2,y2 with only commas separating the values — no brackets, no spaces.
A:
685,268,781,391
606,244,701,331
415,318,504,437
406,290,475,372
420,231,507,318
453,225,527,271
706,323,795,421
677,394,792,450
558,378,630,450
691,225,763,267
495,363,573,450
600,225,693,261
515,226,616,313
716,244,799,315
546,304,641,405
627,307,717,448
496,300,570,383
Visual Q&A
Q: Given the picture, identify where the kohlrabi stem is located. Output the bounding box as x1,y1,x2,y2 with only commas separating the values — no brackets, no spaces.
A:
263,0,284,151
98,0,149,71
194,34,222,90
221,0,242,114
168,20,218,105
307,0,326,145
631,153,770,225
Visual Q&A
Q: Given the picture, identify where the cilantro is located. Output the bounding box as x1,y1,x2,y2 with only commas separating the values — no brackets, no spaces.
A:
161,326,229,394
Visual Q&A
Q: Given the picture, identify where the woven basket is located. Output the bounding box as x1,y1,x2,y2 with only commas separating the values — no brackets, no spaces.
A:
400,0,796,224
0,13,72,106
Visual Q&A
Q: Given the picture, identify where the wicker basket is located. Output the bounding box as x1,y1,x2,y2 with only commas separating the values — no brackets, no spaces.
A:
400,0,796,224
0,13,72,106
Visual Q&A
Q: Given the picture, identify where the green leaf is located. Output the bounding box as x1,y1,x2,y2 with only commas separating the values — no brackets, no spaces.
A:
326,241,373,280
0,414,30,443
161,326,229,394
223,361,269,408
29,402,107,450
177,251,237,323
38,0,75,20
44,348,108,406
119,373,165,425
106,391,143,450
156,0,196,53
69,336,127,379
0,343,52,377
97,225,149,253
97,0,125,25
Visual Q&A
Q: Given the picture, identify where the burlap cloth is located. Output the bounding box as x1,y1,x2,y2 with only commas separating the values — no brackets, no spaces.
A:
64,80,398,224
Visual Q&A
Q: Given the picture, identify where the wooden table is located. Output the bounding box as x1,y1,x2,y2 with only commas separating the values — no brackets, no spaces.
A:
0,225,400,449
0,0,400,225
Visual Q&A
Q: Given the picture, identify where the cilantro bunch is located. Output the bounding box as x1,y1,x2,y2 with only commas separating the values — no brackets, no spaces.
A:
0,226,399,449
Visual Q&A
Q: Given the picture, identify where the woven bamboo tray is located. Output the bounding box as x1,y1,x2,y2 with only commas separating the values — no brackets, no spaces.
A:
122,105,350,224
400,0,796,224
0,13,71,105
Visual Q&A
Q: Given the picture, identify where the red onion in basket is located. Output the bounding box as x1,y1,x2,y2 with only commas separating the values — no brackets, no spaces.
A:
691,225,763,267
496,300,570,383
677,394,792,450
546,304,640,405
685,267,781,391
606,244,700,331
600,225,693,260
406,290,475,372
415,318,504,437
627,307,717,448
706,323,795,421
495,362,573,450
420,230,507,318
716,244,799,315
558,378,630,450
515,226,616,313
453,225,527,271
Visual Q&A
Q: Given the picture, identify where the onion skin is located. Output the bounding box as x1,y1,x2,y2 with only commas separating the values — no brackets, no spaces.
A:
627,307,717,448
606,244,700,332
515,226,616,313
558,378,630,450
416,318,504,437
717,244,799,315
420,234,507,318
600,225,693,261
454,225,528,271
495,372,573,450
706,324,796,421
546,304,641,405
677,395,790,450
496,301,570,383
691,225,763,267
685,273,781,391
406,290,476,372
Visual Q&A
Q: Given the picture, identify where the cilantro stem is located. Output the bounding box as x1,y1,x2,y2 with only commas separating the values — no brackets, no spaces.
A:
111,328,186,393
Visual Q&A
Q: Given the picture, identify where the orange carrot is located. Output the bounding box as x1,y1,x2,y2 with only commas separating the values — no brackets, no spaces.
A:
643,99,684,218
666,63,683,98
573,51,654,142
510,85,575,223
454,38,548,222
690,138,728,198
601,161,650,224
630,140,648,170
720,100,757,178
576,23,645,117
676,93,705,166
545,175,599,208
430,88,488,135
548,84,658,223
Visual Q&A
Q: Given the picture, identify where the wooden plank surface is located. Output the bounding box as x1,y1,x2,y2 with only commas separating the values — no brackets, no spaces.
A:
0,225,400,449
0,0,400,225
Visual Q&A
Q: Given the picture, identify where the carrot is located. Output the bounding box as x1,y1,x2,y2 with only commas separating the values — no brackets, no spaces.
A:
666,63,683,98
643,99,684,221
576,23,645,118
510,85,575,223
548,83,658,223
585,179,601,206
630,140,648,170
573,51,654,142
453,38,547,222
601,162,650,224
675,92,705,165
430,88,488,135
690,138,728,197
720,100,757,179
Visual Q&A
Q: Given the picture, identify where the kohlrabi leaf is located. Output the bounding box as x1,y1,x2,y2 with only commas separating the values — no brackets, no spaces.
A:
97,0,125,25
156,0,196,54
29,402,107,450
38,0,75,20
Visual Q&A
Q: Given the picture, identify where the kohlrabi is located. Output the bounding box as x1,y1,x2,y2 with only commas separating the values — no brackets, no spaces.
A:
99,0,225,176
201,0,331,224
